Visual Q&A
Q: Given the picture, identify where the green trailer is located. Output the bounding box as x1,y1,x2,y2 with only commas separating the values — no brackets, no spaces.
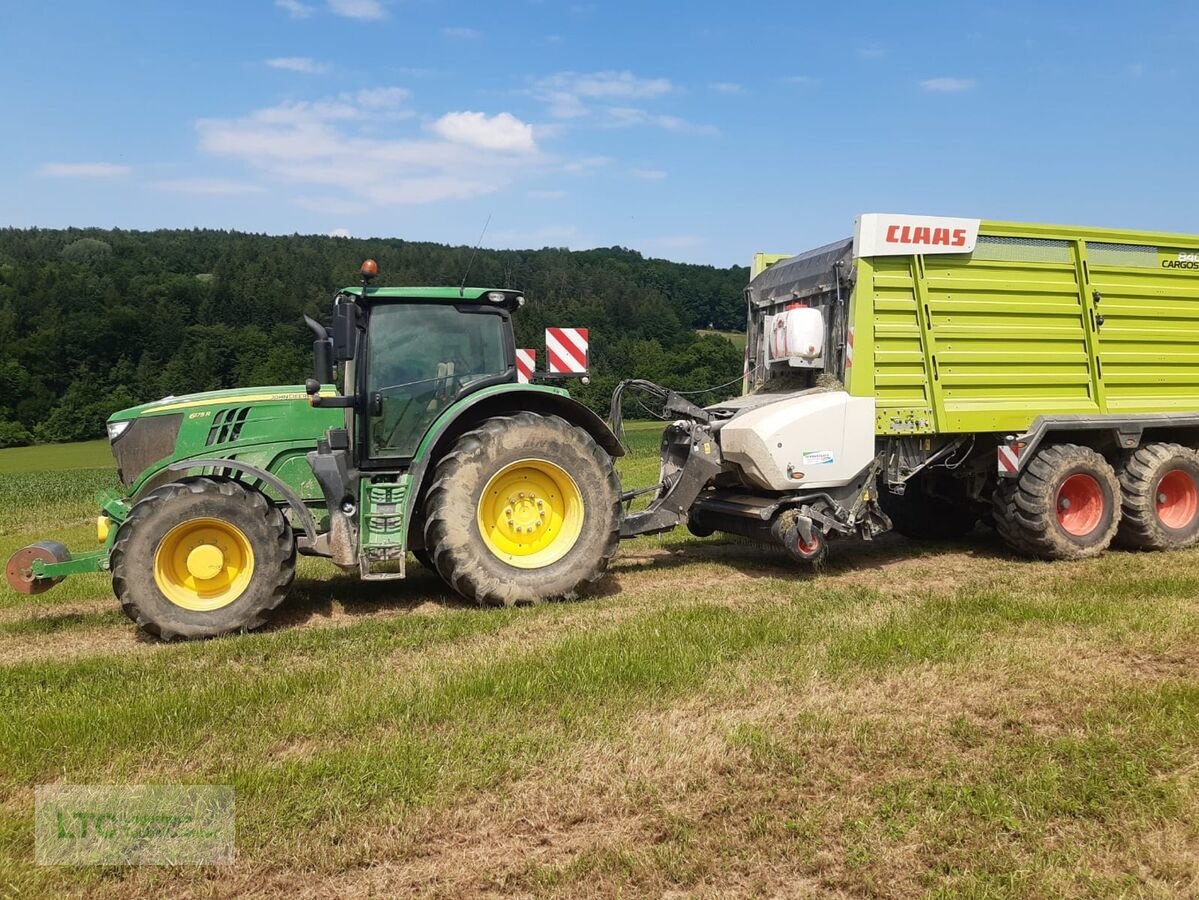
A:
617,213,1199,564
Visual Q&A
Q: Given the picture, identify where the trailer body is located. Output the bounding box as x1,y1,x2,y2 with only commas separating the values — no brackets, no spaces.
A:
624,214,1199,565
750,215,1199,437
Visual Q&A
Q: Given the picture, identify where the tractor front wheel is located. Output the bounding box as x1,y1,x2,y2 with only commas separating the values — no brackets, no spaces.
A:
111,477,296,640
423,412,621,606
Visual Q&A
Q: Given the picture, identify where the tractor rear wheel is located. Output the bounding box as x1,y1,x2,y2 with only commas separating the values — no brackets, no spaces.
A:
993,443,1120,560
111,477,295,640
423,412,621,606
1115,442,1199,550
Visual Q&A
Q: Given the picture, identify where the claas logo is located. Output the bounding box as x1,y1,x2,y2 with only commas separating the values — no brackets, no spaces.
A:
884,224,969,247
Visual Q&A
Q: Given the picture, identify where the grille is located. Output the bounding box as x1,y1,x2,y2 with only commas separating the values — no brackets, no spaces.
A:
972,235,1072,264
112,414,183,487
206,407,251,446
1087,242,1159,268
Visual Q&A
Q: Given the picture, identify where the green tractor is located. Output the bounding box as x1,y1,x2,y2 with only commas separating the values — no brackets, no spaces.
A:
5,261,624,640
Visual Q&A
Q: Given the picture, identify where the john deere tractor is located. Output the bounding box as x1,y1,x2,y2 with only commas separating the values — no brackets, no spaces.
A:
5,261,623,640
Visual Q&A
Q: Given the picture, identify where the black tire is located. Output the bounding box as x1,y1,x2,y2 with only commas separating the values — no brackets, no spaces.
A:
1115,442,1199,551
686,512,715,538
878,488,976,540
423,412,621,607
110,477,295,640
780,524,828,567
992,478,1036,556
411,548,436,570
993,443,1120,560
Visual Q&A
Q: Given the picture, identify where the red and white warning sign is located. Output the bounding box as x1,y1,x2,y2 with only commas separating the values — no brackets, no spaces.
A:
997,444,1021,475
515,348,536,384
545,327,589,374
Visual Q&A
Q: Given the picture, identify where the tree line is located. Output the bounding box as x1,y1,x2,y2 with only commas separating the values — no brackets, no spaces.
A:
0,228,749,446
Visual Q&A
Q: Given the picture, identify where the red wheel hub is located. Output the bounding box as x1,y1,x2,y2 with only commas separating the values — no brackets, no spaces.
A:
1155,468,1199,530
1056,473,1105,537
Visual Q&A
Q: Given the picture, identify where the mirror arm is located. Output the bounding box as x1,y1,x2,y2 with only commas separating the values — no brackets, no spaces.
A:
305,379,357,408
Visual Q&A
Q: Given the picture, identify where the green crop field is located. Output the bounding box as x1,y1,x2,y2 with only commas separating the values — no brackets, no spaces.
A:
1,424,1198,897
697,328,748,352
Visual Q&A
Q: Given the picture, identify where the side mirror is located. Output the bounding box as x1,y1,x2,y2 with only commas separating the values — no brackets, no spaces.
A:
304,315,334,384
332,301,359,362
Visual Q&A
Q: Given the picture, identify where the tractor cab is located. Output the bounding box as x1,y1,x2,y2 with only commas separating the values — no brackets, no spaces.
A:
308,272,526,462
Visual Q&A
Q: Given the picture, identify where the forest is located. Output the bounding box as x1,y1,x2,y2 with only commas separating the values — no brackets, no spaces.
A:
0,228,749,446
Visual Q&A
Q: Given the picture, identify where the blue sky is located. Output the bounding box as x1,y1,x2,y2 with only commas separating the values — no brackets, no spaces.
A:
1,0,1196,265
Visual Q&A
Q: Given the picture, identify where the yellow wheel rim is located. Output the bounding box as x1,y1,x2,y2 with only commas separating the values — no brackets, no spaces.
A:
476,459,584,569
153,518,256,611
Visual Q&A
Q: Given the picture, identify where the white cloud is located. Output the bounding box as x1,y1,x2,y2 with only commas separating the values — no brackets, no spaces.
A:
353,86,410,108
195,92,541,206
276,0,315,17
36,162,130,179
441,26,480,39
329,228,353,238
538,70,673,100
781,75,821,86
153,178,266,195
561,156,611,174
266,56,330,74
919,77,977,92
857,45,886,59
630,168,667,180
430,111,536,152
528,189,568,199
605,107,717,135
532,70,675,120
709,82,743,95
1127,62,1145,78
328,0,385,20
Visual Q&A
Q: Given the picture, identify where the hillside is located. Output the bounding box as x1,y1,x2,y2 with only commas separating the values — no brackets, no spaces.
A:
0,229,749,445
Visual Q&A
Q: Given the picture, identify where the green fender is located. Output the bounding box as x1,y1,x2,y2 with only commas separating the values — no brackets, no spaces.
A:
401,383,623,545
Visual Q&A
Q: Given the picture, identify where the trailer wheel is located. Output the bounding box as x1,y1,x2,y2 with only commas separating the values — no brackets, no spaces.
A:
111,477,295,640
995,443,1120,560
1115,443,1199,551
423,412,621,606
781,524,827,567
878,488,976,540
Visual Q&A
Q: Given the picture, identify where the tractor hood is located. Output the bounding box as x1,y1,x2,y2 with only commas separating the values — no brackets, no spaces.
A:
105,385,345,493
109,385,321,422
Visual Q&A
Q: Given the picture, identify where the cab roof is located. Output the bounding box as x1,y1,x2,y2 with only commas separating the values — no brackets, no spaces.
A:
340,286,522,303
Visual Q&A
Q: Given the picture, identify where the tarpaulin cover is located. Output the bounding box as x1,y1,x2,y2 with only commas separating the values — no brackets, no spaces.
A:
748,237,854,308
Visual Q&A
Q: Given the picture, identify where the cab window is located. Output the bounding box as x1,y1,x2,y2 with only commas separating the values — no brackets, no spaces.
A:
366,304,509,458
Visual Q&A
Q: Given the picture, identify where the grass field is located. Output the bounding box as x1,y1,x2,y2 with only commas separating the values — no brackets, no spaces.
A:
1,423,1198,897
697,328,748,352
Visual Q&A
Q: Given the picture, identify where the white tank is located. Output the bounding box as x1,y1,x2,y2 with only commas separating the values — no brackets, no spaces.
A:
766,306,824,368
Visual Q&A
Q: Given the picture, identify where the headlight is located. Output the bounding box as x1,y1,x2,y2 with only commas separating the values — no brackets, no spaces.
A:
107,420,131,443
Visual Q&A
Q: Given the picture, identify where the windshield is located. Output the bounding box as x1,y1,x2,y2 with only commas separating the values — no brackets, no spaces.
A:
366,303,509,458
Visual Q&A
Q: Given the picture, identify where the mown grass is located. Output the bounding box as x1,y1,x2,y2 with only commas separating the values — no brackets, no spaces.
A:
0,424,1197,897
